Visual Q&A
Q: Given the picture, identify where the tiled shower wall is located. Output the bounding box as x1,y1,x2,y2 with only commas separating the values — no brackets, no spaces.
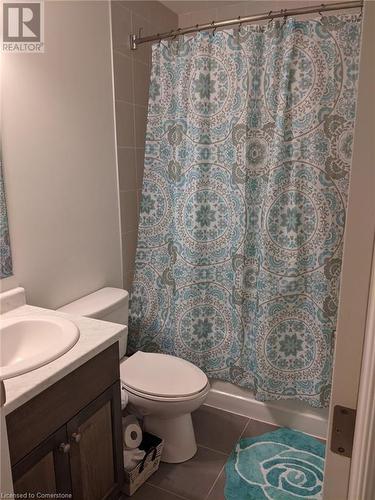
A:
176,0,358,27
111,1,177,290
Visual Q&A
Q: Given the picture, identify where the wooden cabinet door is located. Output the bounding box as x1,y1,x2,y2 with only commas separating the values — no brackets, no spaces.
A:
12,426,72,495
67,382,124,500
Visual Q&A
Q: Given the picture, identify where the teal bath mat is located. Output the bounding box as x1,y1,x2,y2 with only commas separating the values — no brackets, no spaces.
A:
225,428,325,499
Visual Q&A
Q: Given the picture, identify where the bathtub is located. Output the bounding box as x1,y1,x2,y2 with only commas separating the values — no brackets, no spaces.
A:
206,379,329,440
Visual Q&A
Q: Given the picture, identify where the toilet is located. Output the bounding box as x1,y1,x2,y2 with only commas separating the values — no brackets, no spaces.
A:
58,287,210,463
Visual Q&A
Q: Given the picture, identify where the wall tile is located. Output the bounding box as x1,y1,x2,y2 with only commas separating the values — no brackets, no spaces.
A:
124,269,135,292
187,7,218,26
120,189,139,233
115,101,135,147
111,1,132,57
123,1,154,21
152,5,179,33
113,51,134,103
132,41,152,67
121,232,128,275
178,12,192,28
178,1,328,30
215,1,260,21
112,1,178,279
137,189,143,212
120,191,126,229
134,60,151,107
118,147,137,191
131,11,153,66
124,229,139,271
135,148,145,189
125,0,176,26
134,105,148,148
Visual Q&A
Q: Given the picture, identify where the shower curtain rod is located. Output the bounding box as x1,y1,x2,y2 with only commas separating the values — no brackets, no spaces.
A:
129,0,362,50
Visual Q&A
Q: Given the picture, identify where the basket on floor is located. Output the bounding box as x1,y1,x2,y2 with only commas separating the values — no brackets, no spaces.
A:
122,432,164,496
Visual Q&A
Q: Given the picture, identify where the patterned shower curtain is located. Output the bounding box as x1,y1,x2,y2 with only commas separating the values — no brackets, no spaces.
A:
128,15,361,407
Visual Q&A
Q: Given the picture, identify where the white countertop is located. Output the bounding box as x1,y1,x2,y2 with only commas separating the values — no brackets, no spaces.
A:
2,304,126,415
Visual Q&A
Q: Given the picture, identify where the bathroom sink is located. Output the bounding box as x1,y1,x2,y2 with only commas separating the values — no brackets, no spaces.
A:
0,315,80,380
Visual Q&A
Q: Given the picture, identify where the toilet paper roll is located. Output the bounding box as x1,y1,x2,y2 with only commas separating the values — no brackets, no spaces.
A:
123,415,143,449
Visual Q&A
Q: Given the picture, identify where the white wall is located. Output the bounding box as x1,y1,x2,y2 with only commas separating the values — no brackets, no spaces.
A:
1,1,123,309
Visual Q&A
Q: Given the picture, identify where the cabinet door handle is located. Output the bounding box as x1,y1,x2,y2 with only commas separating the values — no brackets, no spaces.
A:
58,442,71,454
71,432,81,443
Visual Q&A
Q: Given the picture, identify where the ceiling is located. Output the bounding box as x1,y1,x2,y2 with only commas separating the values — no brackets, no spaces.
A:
160,1,235,15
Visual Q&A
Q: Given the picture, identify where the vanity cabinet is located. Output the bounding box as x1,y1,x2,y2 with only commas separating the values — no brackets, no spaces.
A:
6,344,124,499
67,384,123,499
13,426,71,494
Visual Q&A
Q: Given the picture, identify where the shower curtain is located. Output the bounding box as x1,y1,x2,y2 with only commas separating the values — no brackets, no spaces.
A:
128,15,361,407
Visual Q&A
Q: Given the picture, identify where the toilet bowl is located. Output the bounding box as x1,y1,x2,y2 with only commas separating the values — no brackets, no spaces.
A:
58,287,209,463
120,351,210,463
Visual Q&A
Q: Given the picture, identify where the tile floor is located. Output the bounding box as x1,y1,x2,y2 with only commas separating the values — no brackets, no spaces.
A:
130,405,279,500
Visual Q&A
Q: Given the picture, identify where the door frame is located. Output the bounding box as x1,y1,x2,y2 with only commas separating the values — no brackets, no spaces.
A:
323,1,375,498
348,245,375,499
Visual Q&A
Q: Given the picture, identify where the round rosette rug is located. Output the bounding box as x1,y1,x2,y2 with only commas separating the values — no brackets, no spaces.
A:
225,428,325,499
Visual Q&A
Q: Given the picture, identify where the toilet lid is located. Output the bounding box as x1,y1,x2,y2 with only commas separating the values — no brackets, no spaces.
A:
120,351,208,398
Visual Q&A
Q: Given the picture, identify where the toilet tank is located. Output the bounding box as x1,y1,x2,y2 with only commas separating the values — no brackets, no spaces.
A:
57,287,129,358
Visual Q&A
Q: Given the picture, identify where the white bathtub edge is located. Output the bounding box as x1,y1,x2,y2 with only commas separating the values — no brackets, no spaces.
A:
205,385,328,440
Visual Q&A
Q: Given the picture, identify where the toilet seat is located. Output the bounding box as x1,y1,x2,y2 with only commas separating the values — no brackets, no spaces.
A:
120,351,209,401
122,382,210,402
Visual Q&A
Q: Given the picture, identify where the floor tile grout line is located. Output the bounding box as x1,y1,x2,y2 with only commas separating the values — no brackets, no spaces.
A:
196,443,230,457
204,461,226,500
194,413,251,457
204,417,251,500
147,482,190,500
146,412,253,500
144,411,281,500
238,417,252,440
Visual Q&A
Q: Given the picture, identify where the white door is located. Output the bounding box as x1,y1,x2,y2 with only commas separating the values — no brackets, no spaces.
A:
323,2,375,499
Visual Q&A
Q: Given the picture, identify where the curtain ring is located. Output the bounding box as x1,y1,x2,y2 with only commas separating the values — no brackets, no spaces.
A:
281,9,288,27
172,27,182,40
210,20,217,36
319,4,326,18
267,11,273,27
237,16,242,33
